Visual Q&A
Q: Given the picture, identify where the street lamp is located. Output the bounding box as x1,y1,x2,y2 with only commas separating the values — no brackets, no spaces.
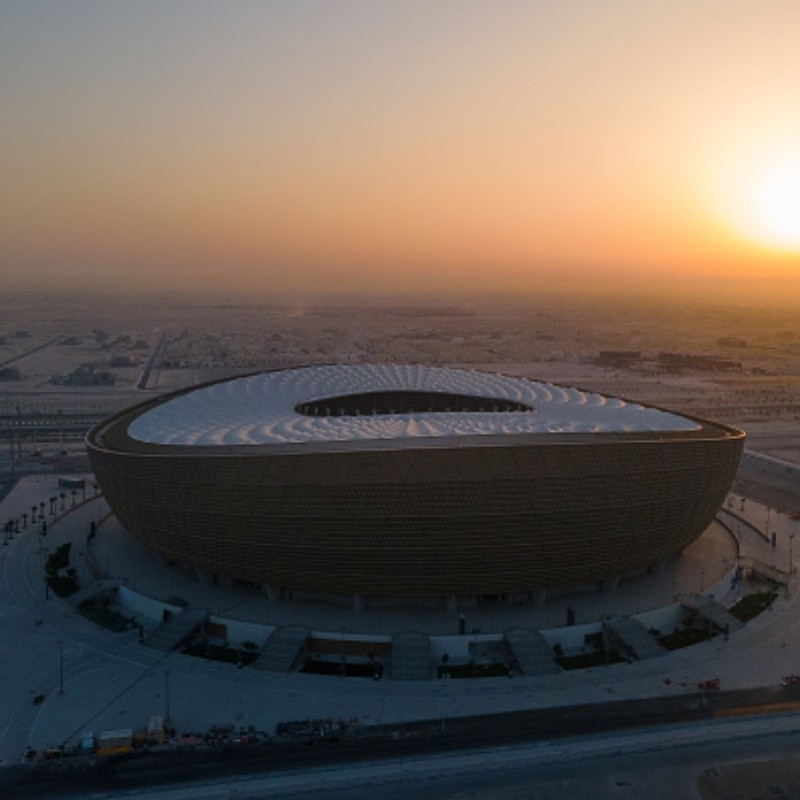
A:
164,669,171,722
58,641,64,695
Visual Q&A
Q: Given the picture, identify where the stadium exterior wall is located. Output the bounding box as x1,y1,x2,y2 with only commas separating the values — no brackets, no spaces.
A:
87,390,744,597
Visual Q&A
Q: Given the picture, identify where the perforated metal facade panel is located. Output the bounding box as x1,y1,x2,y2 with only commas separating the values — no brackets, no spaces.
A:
87,377,744,597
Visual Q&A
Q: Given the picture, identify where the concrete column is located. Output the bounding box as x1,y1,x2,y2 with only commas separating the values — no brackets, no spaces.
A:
446,593,458,613
353,593,366,612
195,568,213,586
260,584,279,601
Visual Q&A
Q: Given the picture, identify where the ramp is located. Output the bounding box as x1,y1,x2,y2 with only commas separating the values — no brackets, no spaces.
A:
504,628,562,676
684,598,744,634
602,616,665,660
251,625,309,673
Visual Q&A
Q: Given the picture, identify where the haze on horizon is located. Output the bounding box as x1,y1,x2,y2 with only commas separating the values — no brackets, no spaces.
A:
2,1,800,303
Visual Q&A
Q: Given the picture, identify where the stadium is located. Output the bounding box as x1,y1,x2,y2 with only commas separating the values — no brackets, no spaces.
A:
86,365,744,603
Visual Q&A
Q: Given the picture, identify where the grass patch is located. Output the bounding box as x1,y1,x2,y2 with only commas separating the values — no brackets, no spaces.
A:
78,600,132,633
183,642,259,666
301,658,383,678
47,574,79,597
45,543,79,597
658,627,715,651
47,543,71,572
729,591,778,622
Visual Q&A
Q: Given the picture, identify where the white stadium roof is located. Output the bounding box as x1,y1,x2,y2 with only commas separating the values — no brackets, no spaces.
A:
127,364,699,446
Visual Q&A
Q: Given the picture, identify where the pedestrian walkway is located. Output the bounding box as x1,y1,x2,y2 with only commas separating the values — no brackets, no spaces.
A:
88,514,739,638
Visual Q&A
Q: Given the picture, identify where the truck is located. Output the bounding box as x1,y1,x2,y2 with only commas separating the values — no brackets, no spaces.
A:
96,729,133,756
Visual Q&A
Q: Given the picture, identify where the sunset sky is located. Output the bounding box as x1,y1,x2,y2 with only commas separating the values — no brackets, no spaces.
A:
2,1,800,300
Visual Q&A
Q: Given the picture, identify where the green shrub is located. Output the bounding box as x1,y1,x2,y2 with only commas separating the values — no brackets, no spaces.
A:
729,592,778,622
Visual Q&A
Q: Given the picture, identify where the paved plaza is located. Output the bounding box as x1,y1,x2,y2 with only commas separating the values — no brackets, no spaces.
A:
1,472,799,764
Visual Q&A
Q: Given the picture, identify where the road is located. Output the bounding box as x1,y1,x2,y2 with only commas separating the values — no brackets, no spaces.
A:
735,450,800,517
4,685,800,797
0,337,64,369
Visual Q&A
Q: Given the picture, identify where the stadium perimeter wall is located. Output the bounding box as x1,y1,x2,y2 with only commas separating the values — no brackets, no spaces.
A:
88,425,743,597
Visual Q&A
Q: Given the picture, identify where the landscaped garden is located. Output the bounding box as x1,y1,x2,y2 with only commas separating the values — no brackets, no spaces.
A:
77,598,135,632
183,640,260,666
438,662,510,679
729,591,778,622
46,543,79,597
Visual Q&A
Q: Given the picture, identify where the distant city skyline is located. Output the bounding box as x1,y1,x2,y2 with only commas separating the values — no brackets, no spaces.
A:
2,1,800,301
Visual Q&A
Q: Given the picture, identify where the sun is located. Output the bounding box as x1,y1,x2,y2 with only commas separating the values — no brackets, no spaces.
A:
745,155,800,250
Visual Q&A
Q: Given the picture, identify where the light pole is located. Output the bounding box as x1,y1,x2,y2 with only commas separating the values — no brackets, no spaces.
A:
43,545,49,601
58,641,64,695
164,669,171,722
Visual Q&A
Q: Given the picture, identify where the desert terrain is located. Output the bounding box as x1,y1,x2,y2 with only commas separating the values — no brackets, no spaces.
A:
2,291,799,468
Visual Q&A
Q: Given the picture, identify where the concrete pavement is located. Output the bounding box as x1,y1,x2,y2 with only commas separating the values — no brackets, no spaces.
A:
1,473,800,764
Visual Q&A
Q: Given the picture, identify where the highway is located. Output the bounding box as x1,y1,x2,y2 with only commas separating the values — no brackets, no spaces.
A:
735,450,800,517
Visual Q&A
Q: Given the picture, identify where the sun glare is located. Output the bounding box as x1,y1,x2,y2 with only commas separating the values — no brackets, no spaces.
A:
746,156,800,250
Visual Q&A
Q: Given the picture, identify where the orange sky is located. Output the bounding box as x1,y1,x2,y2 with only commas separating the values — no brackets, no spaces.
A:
2,1,800,301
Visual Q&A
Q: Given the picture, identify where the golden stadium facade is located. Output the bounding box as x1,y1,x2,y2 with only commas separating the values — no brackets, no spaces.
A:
86,365,744,599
